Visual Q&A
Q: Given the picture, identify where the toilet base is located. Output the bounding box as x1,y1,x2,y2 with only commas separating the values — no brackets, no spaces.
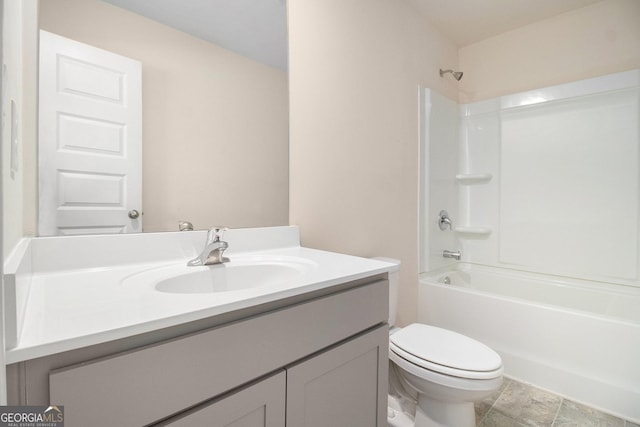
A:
414,394,476,427
387,395,415,427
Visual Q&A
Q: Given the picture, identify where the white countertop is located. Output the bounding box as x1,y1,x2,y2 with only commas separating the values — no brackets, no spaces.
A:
4,227,395,363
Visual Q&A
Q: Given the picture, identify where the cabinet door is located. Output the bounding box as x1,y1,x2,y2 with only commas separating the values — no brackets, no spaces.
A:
286,325,389,427
158,371,285,427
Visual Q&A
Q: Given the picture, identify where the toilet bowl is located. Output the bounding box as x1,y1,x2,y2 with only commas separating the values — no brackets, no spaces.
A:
375,258,503,427
389,323,503,427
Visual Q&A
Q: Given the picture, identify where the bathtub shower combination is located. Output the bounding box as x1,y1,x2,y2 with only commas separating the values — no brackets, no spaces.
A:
420,70,640,423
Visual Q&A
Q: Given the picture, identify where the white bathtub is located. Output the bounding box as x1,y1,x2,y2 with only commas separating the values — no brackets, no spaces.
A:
418,263,640,424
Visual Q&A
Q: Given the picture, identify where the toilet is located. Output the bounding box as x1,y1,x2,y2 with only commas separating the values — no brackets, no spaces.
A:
378,258,503,427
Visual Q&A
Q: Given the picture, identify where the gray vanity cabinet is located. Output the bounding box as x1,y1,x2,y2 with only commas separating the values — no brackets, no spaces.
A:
8,278,389,427
158,371,286,427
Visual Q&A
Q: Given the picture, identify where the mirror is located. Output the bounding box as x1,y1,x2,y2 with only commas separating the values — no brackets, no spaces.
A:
36,0,289,235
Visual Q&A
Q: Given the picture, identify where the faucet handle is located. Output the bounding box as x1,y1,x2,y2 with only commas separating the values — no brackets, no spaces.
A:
438,210,453,231
207,226,228,243
178,221,193,231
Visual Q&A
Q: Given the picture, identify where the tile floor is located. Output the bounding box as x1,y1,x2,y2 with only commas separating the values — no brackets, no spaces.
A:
476,378,640,427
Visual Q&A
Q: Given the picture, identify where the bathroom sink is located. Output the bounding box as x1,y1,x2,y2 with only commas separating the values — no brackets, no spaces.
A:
122,256,316,294
156,263,302,294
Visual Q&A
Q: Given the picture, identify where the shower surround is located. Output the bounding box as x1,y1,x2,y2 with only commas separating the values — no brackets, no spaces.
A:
420,69,640,422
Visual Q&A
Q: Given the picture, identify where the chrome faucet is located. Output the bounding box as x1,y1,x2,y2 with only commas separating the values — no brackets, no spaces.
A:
443,250,461,260
188,227,230,266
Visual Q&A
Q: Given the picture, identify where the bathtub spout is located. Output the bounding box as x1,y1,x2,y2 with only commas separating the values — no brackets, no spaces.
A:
443,250,461,260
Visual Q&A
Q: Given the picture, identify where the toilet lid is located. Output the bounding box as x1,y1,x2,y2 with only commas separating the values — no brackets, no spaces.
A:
390,324,502,377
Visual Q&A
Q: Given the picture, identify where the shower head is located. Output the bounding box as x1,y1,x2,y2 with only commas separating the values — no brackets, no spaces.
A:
439,69,463,81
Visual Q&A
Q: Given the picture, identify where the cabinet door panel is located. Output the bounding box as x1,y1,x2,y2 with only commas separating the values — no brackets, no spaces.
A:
286,326,388,427
159,371,285,427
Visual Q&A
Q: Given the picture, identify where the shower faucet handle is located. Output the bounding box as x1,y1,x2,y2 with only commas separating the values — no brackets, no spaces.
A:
438,210,453,231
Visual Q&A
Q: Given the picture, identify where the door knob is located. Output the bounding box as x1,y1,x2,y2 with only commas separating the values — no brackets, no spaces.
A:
128,210,140,219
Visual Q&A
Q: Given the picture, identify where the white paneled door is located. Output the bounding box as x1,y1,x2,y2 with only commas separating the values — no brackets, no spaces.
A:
38,30,142,235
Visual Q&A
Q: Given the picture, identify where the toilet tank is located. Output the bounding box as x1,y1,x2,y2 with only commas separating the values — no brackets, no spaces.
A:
372,257,401,326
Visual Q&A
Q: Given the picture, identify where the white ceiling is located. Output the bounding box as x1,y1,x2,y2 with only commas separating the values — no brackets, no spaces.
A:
101,0,603,70
101,0,288,70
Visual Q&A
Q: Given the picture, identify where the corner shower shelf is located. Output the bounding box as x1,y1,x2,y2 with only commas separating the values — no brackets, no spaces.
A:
455,173,493,185
454,226,492,236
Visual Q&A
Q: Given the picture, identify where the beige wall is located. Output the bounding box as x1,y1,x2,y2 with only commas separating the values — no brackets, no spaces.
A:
288,0,458,326
459,0,640,103
39,0,289,233
288,0,640,326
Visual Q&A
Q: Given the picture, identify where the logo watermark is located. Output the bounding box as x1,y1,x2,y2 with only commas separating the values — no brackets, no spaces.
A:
0,406,64,427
